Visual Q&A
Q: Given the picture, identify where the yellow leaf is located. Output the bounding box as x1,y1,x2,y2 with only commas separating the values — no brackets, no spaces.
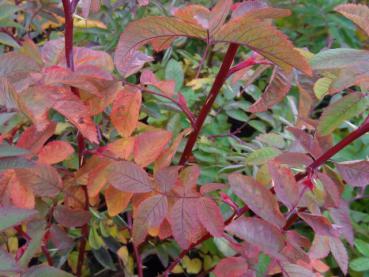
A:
148,226,160,237
182,256,202,274
256,164,272,188
186,78,212,90
73,17,107,29
314,77,333,99
8,237,18,253
171,264,184,274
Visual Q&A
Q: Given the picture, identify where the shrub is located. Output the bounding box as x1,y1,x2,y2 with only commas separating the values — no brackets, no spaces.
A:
1,0,369,276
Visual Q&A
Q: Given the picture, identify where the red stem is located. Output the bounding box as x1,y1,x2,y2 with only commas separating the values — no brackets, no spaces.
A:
62,0,75,71
179,44,239,165
295,121,369,182
62,1,88,276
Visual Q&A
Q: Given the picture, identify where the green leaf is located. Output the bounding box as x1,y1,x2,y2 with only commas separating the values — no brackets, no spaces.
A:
355,239,369,257
0,207,37,231
317,93,369,136
89,225,104,249
165,59,184,91
350,257,369,272
245,147,281,165
310,49,369,92
92,248,117,270
0,144,29,158
225,109,249,122
23,265,75,277
0,248,20,273
0,33,20,48
0,157,34,172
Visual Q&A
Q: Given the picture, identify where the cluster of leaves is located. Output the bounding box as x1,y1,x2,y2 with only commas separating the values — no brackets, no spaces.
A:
1,0,369,276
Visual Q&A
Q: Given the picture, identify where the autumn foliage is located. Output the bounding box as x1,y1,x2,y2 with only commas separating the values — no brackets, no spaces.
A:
1,0,369,276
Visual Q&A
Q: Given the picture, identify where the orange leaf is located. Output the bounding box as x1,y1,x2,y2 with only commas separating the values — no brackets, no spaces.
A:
103,137,135,160
9,173,35,209
105,185,133,217
38,141,74,164
53,88,98,143
134,130,172,167
111,86,142,138
154,128,190,172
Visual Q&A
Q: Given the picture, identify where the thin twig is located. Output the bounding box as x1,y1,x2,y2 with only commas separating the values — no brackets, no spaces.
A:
195,43,211,79
124,82,196,128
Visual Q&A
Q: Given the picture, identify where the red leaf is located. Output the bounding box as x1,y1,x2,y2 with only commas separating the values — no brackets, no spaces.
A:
16,122,56,154
228,173,285,228
15,164,63,197
168,198,206,249
111,86,142,138
336,160,369,187
287,127,323,158
134,130,172,167
106,161,152,193
248,67,292,113
196,197,224,237
114,17,206,77
274,152,314,167
38,141,74,165
298,212,338,237
309,235,330,259
154,166,180,193
317,172,340,208
133,195,168,245
329,201,354,246
226,217,285,256
268,160,300,210
329,237,348,275
53,205,91,228
281,263,315,277
213,256,248,277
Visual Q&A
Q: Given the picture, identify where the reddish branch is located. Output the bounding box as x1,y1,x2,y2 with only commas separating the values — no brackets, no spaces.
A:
61,1,89,276
179,44,240,165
